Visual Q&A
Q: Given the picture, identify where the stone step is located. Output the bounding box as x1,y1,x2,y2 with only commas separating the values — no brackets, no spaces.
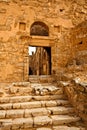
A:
0,94,67,104
9,85,63,96
0,115,80,129
46,107,74,115
0,107,74,119
34,115,80,127
0,100,70,110
29,75,54,83
36,126,85,130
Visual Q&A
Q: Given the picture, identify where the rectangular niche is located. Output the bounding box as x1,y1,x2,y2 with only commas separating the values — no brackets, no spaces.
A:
19,22,26,31
54,25,61,33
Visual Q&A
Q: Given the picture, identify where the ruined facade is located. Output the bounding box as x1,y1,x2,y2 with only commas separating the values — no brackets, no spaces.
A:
0,0,87,128
0,0,87,82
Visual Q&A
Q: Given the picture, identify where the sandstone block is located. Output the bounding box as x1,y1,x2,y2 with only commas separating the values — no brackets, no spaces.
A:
20,101,41,109
34,116,52,127
0,111,6,118
23,117,33,128
56,100,69,106
53,126,85,130
24,109,31,117
51,115,80,125
0,103,12,110
47,107,74,115
40,101,46,107
9,96,32,103
0,89,5,97
12,117,33,129
0,119,12,130
13,103,21,109
0,98,10,103
6,110,24,118
25,108,49,117
45,100,57,107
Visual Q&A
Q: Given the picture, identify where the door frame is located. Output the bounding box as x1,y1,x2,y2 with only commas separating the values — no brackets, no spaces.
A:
23,36,54,81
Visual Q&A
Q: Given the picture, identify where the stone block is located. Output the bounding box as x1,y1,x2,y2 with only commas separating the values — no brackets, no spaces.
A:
0,111,6,118
24,109,32,117
53,126,85,130
20,101,41,109
45,100,57,107
0,103,12,110
34,116,52,127
51,115,80,125
6,110,24,118
0,98,9,103
12,117,33,129
9,96,32,103
25,108,49,117
23,117,33,128
47,107,74,115
13,103,21,109
56,100,69,106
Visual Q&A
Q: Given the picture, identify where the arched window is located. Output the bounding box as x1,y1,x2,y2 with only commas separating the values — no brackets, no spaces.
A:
30,21,49,36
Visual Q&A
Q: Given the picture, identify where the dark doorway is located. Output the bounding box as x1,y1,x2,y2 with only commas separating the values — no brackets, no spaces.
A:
29,46,51,75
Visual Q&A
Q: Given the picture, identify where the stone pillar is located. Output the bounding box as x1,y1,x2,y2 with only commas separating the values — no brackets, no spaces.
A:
23,56,29,81
23,44,29,81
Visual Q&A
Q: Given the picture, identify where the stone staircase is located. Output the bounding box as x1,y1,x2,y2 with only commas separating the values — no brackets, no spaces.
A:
0,77,85,130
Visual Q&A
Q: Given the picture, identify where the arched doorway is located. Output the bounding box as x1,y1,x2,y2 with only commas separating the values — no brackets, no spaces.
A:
29,21,51,76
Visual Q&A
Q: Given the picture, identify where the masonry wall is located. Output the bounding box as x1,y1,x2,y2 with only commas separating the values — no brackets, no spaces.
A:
0,0,87,82
71,21,87,66
62,21,87,123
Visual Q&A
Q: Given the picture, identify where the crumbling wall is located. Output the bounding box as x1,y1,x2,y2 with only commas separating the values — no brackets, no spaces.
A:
59,20,87,123
63,77,87,123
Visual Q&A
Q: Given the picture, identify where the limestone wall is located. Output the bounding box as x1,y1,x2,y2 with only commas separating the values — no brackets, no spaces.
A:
64,20,87,76
0,0,87,82
57,20,87,123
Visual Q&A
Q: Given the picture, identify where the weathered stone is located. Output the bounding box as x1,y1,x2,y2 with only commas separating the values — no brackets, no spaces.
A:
11,117,33,129
56,100,69,106
20,101,41,109
64,76,87,122
0,103,12,110
25,108,49,117
45,100,57,107
0,89,5,97
9,96,32,103
47,107,74,115
6,110,24,118
0,111,6,118
53,126,85,130
13,103,21,109
51,115,80,125
34,116,52,127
